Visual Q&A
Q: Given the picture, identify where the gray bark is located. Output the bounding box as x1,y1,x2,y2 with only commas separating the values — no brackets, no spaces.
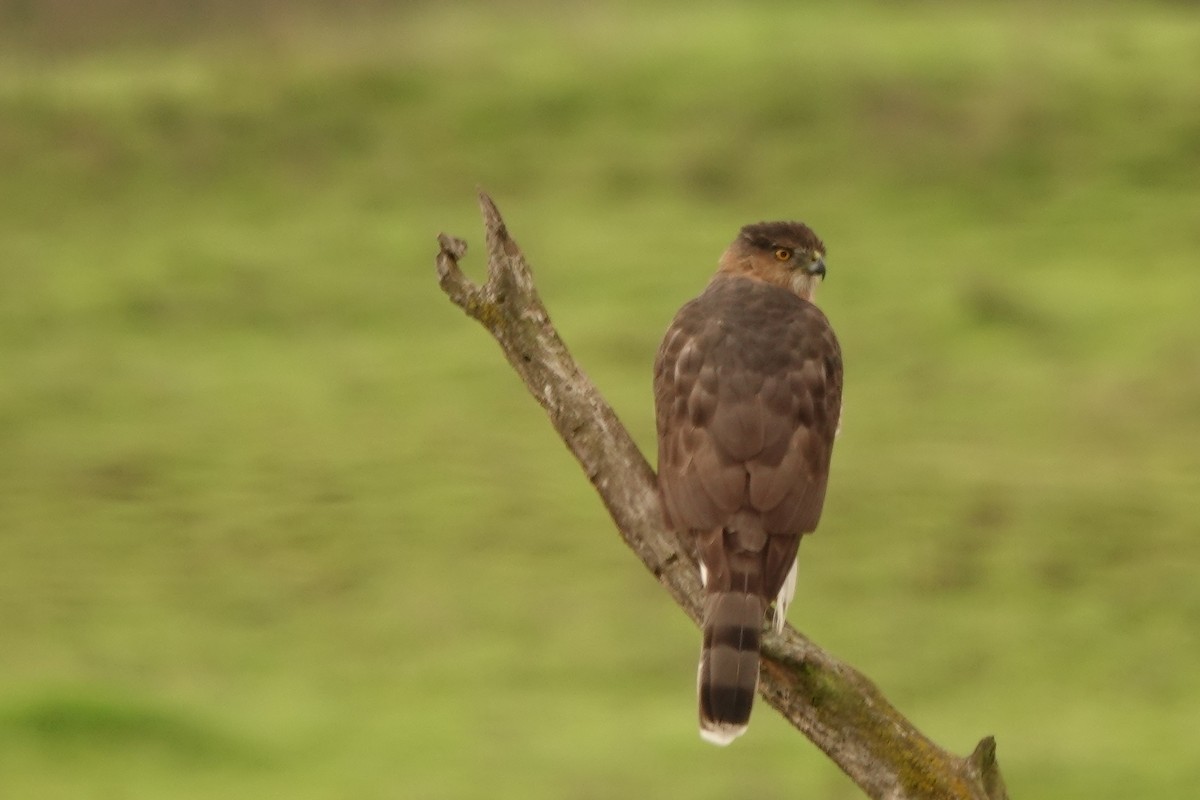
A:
435,191,1009,800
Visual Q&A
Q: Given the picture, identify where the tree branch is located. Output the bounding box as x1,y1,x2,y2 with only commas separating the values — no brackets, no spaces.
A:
435,192,1010,800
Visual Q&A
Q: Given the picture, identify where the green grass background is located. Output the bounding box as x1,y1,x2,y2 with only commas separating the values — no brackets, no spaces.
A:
2,1,1199,797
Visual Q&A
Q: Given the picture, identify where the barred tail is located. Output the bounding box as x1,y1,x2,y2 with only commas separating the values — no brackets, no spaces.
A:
697,589,764,746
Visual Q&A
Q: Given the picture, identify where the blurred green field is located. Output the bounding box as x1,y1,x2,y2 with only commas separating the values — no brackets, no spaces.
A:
1,1,1199,797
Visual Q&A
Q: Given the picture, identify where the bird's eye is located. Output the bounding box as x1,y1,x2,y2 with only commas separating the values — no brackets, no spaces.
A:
774,248,792,262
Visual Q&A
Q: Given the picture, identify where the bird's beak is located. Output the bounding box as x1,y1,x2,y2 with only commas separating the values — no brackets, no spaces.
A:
807,258,827,279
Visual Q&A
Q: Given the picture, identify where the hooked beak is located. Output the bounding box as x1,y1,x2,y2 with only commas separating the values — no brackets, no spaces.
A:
807,258,827,279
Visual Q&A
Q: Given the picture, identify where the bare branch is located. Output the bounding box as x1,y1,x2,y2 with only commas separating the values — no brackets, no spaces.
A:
435,192,1009,800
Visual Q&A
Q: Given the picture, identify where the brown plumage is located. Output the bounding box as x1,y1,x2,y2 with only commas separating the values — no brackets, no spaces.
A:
653,221,842,745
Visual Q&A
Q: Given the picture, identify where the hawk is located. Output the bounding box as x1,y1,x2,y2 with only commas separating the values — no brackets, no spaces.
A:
653,221,842,745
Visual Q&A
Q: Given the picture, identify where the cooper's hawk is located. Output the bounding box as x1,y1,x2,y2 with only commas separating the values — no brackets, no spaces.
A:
653,221,842,745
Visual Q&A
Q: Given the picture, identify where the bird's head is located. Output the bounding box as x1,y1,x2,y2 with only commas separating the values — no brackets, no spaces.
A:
717,221,827,302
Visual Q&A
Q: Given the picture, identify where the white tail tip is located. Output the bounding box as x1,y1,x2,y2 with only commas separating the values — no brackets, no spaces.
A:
699,722,747,746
